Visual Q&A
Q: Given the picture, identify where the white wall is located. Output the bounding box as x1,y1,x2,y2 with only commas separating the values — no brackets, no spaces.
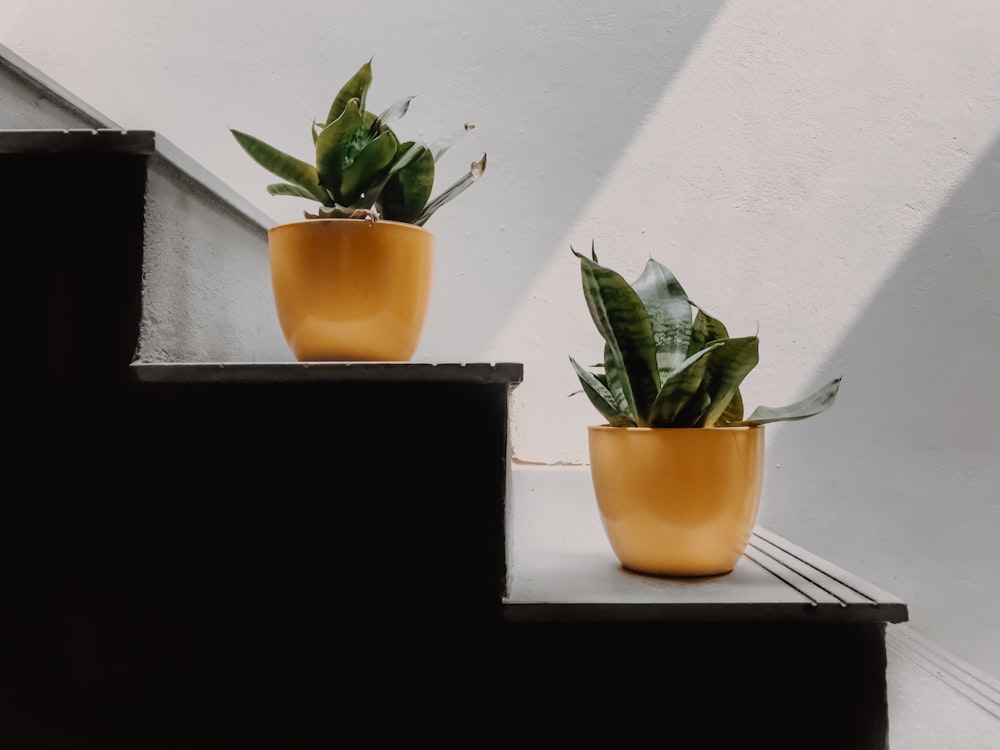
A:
3,1,998,676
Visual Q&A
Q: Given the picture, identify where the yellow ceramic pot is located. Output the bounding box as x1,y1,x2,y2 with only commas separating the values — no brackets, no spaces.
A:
588,425,765,577
267,219,434,361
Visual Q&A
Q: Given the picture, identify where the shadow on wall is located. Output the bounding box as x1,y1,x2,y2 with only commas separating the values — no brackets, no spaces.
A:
759,132,1000,677
431,3,727,354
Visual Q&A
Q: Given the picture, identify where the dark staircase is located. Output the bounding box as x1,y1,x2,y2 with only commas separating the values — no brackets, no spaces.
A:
0,44,916,749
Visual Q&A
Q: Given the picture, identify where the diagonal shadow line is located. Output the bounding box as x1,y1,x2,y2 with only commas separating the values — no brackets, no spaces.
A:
424,2,729,355
759,130,1000,678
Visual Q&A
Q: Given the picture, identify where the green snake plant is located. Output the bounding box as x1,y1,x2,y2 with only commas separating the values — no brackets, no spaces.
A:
230,59,486,226
570,245,842,428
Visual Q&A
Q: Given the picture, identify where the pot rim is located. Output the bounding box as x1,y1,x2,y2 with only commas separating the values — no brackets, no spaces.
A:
269,217,433,234
588,424,762,432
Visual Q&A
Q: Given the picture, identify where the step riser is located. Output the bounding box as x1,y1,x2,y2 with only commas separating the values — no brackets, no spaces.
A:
3,43,289,367
0,130,289,369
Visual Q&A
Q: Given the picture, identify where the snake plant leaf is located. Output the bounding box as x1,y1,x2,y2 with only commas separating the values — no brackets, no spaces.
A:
574,249,659,425
699,335,760,427
377,96,415,126
719,386,744,426
266,182,325,201
339,127,399,207
315,98,369,205
647,341,724,427
683,390,713,427
230,129,329,204
570,357,636,427
688,305,730,357
381,139,426,177
630,258,693,379
326,59,372,126
601,342,634,420
732,376,842,426
413,153,486,227
380,142,435,223
587,364,631,419
314,109,377,146
593,371,616,401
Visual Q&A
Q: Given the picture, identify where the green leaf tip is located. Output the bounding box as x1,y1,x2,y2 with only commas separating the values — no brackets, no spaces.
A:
730,376,842,426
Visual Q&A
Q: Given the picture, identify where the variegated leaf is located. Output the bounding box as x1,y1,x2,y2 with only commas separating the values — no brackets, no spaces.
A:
570,357,636,427
412,153,486,227
315,99,368,204
325,59,372,126
631,258,693,380
377,96,415,126
230,129,329,204
339,127,399,205
717,386,744,426
602,341,633,421
381,143,435,223
573,249,659,425
688,305,731,357
266,182,325,201
732,377,842,426
699,336,760,427
647,341,724,427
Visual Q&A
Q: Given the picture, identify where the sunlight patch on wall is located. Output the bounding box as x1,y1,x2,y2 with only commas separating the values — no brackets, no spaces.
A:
493,0,1000,465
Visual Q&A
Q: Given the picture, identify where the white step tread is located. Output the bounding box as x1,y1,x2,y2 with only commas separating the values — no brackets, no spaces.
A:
504,465,908,623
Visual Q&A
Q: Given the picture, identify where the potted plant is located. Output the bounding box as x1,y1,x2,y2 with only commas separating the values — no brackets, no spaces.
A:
570,244,841,577
231,58,486,361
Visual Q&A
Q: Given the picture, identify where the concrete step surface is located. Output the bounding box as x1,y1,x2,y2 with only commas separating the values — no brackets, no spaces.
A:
886,623,1000,749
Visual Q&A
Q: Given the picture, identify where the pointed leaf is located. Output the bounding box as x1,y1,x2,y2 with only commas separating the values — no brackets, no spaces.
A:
230,129,328,204
377,95,415,126
699,336,760,427
630,258,693,379
732,377,842,426
570,357,636,427
688,305,730,357
326,59,372,126
412,153,486,226
266,182,325,201
684,390,713,427
573,250,659,425
602,342,633,420
718,386,744,426
380,143,435,223
315,99,369,205
339,127,399,205
383,139,427,176
647,341,724,427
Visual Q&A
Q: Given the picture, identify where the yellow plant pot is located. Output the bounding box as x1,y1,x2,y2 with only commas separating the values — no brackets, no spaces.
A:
267,219,434,361
588,425,765,577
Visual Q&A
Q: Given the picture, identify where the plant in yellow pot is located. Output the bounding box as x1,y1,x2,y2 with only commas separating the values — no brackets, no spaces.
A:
570,245,841,577
231,58,486,361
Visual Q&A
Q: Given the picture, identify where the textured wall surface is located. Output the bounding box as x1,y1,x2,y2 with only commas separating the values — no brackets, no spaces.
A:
1,1,998,677
137,151,290,363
